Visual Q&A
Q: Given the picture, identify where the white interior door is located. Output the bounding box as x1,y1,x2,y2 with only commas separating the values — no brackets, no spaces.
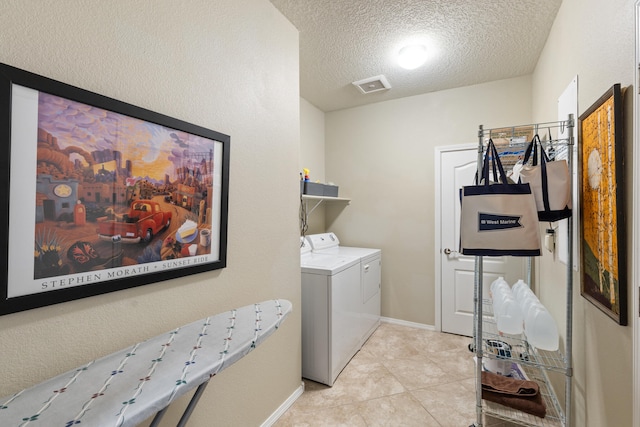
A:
437,145,525,336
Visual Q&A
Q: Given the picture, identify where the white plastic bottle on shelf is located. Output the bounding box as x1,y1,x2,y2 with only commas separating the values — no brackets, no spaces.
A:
511,279,530,302
490,277,508,312
525,301,559,351
490,277,510,297
489,277,523,335
512,280,535,314
515,284,539,319
513,281,559,351
489,277,510,321
498,294,524,335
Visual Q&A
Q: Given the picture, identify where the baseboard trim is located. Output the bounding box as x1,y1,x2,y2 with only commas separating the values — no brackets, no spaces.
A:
381,316,436,331
260,381,305,427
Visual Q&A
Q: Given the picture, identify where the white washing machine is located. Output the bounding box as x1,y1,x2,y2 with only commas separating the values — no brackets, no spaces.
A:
306,233,381,344
300,237,362,386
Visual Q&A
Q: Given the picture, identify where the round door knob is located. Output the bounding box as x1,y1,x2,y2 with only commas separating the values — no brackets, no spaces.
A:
444,248,452,255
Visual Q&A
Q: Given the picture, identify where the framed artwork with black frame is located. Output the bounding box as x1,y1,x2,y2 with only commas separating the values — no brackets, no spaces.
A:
0,63,230,316
578,83,626,325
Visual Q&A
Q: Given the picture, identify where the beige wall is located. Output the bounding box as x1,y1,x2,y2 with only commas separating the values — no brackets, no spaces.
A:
300,98,326,234
531,0,634,425
323,76,532,324
0,1,302,426
300,98,326,183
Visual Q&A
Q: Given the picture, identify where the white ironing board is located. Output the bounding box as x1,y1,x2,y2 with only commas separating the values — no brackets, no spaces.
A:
0,299,292,427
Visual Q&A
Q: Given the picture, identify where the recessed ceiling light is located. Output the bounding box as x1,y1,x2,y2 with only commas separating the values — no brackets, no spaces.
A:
397,45,428,70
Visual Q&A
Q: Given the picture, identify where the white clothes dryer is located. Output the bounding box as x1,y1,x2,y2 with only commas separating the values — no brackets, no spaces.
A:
306,233,382,348
300,237,362,386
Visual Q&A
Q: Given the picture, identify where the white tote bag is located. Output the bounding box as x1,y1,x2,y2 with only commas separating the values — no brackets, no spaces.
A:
518,134,572,222
460,139,542,257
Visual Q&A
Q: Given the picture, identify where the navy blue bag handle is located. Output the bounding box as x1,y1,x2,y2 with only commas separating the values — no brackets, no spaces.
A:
523,134,552,212
481,139,508,185
522,134,550,166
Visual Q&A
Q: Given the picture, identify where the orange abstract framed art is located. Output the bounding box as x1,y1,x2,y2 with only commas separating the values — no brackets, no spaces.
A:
578,83,627,325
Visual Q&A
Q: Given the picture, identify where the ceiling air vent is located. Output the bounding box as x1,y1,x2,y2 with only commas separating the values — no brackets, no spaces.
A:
352,75,391,94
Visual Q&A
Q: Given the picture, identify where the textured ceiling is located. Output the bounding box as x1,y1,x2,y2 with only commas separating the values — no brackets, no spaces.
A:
269,0,562,112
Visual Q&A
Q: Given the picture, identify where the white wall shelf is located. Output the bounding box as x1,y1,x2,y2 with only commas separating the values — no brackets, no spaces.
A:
301,194,351,215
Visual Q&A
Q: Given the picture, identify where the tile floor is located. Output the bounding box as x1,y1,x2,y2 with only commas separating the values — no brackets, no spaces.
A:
275,322,521,427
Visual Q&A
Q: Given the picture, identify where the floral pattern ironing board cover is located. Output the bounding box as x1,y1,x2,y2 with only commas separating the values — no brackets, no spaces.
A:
0,299,292,427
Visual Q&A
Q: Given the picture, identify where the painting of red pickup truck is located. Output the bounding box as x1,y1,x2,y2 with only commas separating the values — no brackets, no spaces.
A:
0,63,229,316
97,201,172,243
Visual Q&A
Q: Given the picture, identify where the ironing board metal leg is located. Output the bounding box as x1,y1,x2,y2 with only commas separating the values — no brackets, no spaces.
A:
149,406,168,427
177,379,211,427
